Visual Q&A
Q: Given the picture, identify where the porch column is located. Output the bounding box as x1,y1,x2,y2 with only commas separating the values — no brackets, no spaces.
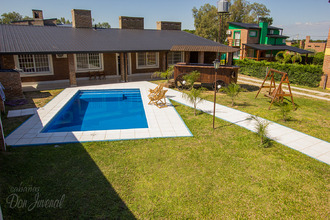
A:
257,50,260,61
68,54,77,87
198,52,204,64
185,51,190,63
227,52,233,66
124,53,128,82
120,53,126,82
162,52,167,71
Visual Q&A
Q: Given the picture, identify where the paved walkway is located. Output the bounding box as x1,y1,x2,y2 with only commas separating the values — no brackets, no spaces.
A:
160,82,330,165
7,108,38,118
238,75,330,102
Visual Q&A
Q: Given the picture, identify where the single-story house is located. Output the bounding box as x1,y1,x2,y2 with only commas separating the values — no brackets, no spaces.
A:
0,9,239,88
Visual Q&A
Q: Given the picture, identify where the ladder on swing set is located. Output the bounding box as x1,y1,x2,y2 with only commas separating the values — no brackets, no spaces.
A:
255,68,295,110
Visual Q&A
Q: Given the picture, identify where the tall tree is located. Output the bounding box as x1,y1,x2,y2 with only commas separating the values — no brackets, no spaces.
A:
0,12,23,24
56,17,71,24
192,4,219,42
192,0,273,42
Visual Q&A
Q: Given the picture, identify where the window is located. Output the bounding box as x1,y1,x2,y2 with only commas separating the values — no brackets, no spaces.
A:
282,39,286,44
16,54,52,74
249,30,257,37
76,53,102,71
269,30,274,35
168,52,183,65
233,51,240,59
137,52,159,69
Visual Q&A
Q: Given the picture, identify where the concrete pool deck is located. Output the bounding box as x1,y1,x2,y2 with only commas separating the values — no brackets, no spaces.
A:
5,81,192,146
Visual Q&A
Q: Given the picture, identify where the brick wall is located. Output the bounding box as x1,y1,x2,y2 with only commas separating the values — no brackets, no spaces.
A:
321,28,330,89
156,21,181,30
72,9,92,28
119,16,144,29
304,35,326,53
0,70,24,99
131,52,163,74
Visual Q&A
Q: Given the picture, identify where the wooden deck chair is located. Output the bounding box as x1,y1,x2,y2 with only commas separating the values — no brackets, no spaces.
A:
149,89,168,108
148,84,164,98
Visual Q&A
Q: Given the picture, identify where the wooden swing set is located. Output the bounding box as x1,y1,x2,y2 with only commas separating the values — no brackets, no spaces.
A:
255,68,295,110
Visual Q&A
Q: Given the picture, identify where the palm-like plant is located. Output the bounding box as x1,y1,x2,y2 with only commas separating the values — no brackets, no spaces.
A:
183,71,201,90
220,83,244,106
249,115,270,147
182,87,206,116
274,101,293,122
291,53,302,64
152,66,174,82
275,50,292,64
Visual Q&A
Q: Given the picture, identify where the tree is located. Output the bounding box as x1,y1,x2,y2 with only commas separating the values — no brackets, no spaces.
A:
56,17,71,24
96,22,111,29
183,29,196,35
0,12,24,24
220,83,245,106
182,87,206,116
192,4,219,42
192,1,273,42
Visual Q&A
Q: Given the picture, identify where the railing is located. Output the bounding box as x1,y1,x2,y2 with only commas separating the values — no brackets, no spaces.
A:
228,39,241,47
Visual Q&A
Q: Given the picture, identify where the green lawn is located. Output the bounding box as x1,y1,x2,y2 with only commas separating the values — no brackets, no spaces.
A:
0,99,329,219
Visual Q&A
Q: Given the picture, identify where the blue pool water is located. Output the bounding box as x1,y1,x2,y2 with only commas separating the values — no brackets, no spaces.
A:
42,89,148,133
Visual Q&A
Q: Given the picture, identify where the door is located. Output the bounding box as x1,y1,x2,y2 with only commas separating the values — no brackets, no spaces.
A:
234,31,241,46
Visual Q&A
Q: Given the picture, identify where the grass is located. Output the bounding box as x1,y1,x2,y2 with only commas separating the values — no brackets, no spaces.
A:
0,101,329,219
0,87,329,218
1,89,63,136
155,80,330,142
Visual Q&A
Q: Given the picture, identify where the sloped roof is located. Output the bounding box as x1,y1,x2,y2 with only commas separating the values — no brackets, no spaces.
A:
0,24,236,54
266,35,289,38
244,44,313,54
228,22,282,30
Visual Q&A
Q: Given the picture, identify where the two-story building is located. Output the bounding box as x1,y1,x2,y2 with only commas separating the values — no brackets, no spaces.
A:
227,21,312,60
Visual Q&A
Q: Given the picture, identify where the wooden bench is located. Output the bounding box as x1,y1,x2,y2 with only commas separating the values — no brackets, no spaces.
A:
89,71,106,80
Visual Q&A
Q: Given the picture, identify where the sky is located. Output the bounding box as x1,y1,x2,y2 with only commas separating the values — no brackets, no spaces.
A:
1,0,329,40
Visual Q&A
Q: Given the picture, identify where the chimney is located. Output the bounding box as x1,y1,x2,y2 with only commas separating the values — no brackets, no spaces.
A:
119,16,144,29
306,36,311,43
32,9,43,19
156,21,181,30
71,9,92,28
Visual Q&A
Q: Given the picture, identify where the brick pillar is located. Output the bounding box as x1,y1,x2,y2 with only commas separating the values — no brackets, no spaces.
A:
68,54,77,87
185,52,190,63
120,53,126,82
321,28,330,89
198,52,204,64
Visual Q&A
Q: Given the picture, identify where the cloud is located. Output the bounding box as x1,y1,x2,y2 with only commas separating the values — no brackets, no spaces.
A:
281,21,330,40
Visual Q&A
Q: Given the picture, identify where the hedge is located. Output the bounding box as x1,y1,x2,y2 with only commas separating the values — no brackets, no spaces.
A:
234,59,323,87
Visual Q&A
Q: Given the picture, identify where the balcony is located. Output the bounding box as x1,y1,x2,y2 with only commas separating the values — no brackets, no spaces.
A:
228,39,241,47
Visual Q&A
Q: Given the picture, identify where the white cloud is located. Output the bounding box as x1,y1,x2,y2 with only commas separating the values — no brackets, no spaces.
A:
281,21,330,40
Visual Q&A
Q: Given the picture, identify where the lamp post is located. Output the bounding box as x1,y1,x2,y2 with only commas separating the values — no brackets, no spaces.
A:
213,59,220,129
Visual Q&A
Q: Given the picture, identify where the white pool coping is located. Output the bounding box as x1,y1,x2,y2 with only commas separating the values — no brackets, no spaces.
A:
5,81,192,146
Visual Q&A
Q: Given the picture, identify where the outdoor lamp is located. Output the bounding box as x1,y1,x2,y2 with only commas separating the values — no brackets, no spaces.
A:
182,80,186,85
212,59,220,129
213,59,220,69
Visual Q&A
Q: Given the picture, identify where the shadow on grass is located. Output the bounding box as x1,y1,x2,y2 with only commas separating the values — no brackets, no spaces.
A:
0,143,136,219
240,84,260,92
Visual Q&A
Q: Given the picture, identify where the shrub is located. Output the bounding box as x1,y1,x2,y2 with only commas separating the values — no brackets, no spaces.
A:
234,59,323,87
220,83,245,106
312,52,325,65
152,66,174,82
183,71,201,89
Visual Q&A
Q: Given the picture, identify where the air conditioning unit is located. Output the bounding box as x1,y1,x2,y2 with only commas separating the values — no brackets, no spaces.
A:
56,54,67,58
226,30,232,35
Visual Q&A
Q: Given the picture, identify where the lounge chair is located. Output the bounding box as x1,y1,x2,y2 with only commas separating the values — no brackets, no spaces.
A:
148,83,164,99
148,89,168,108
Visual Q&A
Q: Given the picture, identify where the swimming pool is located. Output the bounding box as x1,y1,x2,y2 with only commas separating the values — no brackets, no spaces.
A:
42,89,148,132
